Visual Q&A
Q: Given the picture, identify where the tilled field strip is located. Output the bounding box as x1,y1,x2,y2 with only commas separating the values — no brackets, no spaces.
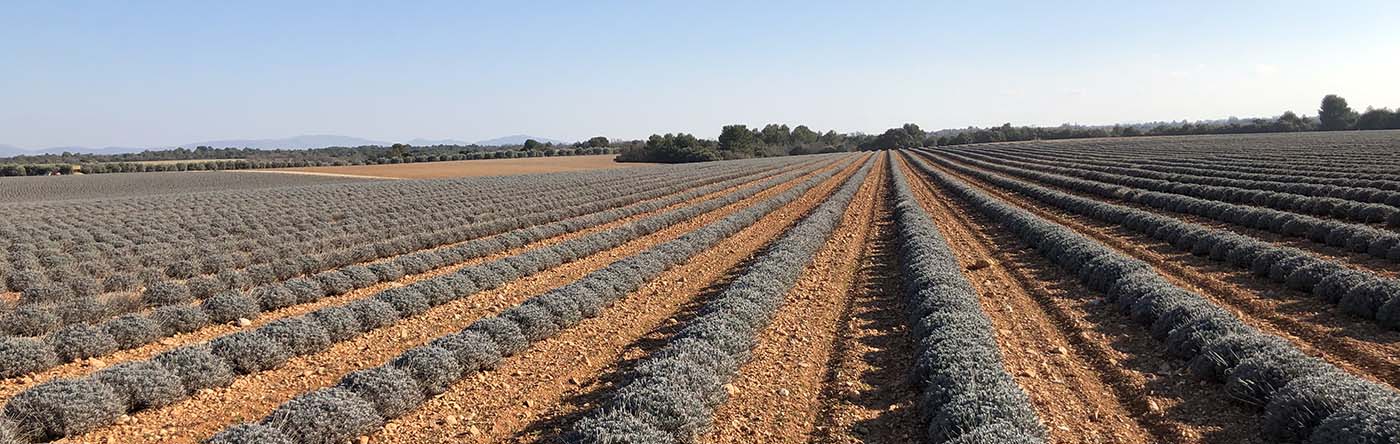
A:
61,155,869,444
894,153,1174,443
365,154,875,444
0,159,833,403
696,153,888,444
912,150,1400,386
806,160,919,444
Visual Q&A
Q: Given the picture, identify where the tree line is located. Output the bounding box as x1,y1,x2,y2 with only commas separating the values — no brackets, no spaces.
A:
0,141,616,177
933,94,1400,146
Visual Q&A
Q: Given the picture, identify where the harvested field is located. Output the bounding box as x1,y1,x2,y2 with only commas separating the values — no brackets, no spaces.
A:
268,154,645,179
2,131,1399,444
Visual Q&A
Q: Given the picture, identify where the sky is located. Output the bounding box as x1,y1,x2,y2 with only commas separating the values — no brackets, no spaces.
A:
2,0,1399,148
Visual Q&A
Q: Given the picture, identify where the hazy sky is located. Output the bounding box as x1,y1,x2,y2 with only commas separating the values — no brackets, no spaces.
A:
3,0,1399,148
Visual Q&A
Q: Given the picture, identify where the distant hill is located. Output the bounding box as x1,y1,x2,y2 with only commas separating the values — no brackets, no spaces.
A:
474,135,567,146
0,134,567,157
184,135,387,150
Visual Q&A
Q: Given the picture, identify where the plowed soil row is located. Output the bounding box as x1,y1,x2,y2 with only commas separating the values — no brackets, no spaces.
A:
367,154,875,444
806,169,918,444
697,154,889,443
916,151,1400,387
898,153,1266,443
0,161,823,405
57,155,868,444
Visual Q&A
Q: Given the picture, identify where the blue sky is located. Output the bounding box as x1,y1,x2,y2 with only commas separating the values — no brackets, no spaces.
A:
2,0,1398,148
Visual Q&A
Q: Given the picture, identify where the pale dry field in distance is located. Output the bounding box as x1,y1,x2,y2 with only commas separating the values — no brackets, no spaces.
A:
265,154,644,179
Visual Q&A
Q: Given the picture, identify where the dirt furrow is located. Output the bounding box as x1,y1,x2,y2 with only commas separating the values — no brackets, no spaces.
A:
368,154,874,444
806,168,918,444
696,154,887,444
55,156,866,444
917,152,1400,387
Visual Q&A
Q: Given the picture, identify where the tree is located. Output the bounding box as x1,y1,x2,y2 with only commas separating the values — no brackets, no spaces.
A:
791,125,818,145
584,136,610,148
758,124,789,146
901,123,927,144
1354,108,1399,130
870,127,919,150
1275,111,1310,132
718,125,762,157
1319,94,1358,130
523,139,544,150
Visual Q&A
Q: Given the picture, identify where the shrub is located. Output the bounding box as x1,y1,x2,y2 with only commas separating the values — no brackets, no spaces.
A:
427,331,502,372
390,346,463,396
202,291,259,324
53,296,104,324
151,305,210,336
308,306,363,342
103,314,162,349
92,361,185,411
142,282,192,307
205,423,292,444
3,379,123,441
336,367,423,420
256,317,332,356
251,285,296,312
0,336,59,379
375,287,429,318
465,317,528,357
0,305,60,336
47,324,119,362
152,345,234,394
260,388,382,444
347,298,400,331
284,278,327,304
209,331,292,374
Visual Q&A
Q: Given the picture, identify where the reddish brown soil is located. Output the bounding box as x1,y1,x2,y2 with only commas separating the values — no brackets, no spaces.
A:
697,154,890,443
899,153,1267,443
367,154,874,444
916,151,1400,387
805,180,920,444
56,156,865,444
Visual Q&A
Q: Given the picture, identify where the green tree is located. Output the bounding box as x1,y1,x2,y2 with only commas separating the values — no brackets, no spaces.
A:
585,136,610,148
758,124,792,146
791,125,818,145
1354,108,1398,130
718,125,762,157
523,139,544,150
870,127,919,150
901,123,926,144
1275,111,1310,131
1319,94,1358,130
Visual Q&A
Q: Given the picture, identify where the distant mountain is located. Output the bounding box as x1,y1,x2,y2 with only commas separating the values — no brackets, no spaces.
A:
474,135,567,146
1,134,571,157
184,135,388,150
406,138,471,146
